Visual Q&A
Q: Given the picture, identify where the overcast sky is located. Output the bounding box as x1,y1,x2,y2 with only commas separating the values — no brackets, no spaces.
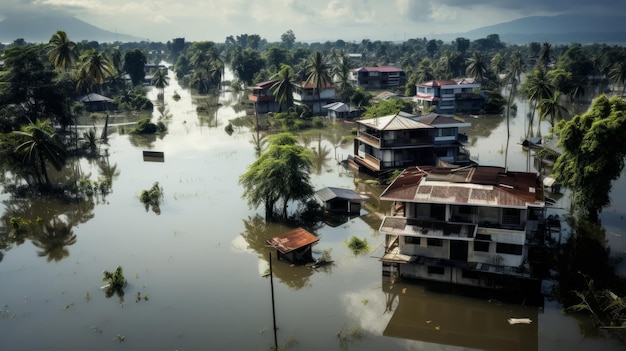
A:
2,0,622,43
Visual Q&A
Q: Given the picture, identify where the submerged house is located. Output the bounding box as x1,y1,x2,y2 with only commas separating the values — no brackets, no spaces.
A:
414,79,484,114
349,66,407,91
248,79,280,114
315,187,363,214
76,92,112,112
378,165,546,291
352,112,472,176
266,227,319,264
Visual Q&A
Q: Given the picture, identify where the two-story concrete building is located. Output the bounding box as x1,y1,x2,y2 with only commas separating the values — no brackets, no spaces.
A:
349,66,407,91
415,79,484,114
248,80,337,115
352,112,472,176
378,165,546,291
293,81,337,114
248,80,281,114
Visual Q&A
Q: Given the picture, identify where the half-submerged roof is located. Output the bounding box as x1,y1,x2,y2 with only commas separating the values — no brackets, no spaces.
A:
380,165,545,208
266,227,319,254
315,187,363,202
77,93,112,103
356,112,432,131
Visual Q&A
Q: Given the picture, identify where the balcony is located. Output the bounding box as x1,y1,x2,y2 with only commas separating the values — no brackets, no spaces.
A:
354,152,381,171
380,216,477,240
356,132,381,148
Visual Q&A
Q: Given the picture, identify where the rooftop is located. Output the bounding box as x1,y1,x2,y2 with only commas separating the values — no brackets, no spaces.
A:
266,227,319,254
380,165,545,208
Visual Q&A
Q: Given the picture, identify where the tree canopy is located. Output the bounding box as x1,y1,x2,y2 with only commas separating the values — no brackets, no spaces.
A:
553,94,626,223
239,132,314,220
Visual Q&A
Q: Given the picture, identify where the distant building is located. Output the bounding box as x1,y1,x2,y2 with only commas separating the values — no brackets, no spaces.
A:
414,79,484,114
247,80,337,115
293,81,337,114
248,80,281,114
349,66,407,91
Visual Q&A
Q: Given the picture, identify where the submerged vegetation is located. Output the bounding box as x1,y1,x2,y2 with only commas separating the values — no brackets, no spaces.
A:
102,265,127,299
139,182,164,214
345,236,369,256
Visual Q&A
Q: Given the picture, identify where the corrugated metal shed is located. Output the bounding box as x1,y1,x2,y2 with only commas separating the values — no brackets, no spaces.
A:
315,187,362,202
266,227,319,254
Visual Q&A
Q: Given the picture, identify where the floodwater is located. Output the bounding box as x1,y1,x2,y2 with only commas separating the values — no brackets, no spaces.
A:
1,70,625,351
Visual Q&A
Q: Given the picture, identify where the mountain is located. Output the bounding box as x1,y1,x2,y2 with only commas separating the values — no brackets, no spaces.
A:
439,14,626,44
0,14,143,44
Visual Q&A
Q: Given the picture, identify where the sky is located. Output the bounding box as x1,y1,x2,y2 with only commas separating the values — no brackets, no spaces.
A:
1,0,622,43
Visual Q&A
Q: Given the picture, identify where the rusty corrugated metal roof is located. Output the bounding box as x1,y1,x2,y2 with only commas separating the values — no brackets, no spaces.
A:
266,227,319,254
380,165,544,208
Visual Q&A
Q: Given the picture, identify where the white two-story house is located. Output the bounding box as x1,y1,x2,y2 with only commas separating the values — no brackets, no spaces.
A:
293,81,337,114
415,79,484,114
352,112,472,176
379,165,546,291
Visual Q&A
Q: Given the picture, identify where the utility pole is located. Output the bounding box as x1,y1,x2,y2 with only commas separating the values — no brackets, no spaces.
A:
269,252,278,350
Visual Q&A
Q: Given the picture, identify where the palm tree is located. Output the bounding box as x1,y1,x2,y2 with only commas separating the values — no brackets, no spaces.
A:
45,30,77,71
524,68,555,137
151,69,170,96
538,42,552,71
609,61,626,96
538,91,569,137
78,49,115,139
331,50,353,101
503,50,525,170
416,58,435,85
13,119,67,186
270,64,295,112
305,51,332,114
465,51,487,83
490,52,505,82
77,49,116,93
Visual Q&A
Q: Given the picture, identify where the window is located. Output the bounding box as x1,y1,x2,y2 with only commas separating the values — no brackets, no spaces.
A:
405,236,420,245
474,241,490,252
458,206,473,215
462,270,481,279
439,128,456,137
503,208,521,225
427,266,445,275
475,234,491,241
496,243,523,255
427,238,443,247
441,89,453,94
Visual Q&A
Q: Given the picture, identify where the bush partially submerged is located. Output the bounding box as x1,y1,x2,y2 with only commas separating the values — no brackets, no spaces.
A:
140,182,164,214
131,118,167,134
345,236,369,255
102,266,127,298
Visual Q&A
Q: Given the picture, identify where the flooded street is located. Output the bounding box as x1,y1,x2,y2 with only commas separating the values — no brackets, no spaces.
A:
1,71,625,350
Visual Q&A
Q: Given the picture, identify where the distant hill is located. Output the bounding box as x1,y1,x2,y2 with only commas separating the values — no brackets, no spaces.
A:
0,14,143,44
439,14,626,44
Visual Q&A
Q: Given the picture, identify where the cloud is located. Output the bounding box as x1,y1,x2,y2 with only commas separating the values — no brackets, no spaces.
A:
1,0,623,43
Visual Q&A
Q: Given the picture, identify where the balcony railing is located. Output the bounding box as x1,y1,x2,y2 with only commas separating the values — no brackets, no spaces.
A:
356,132,381,147
354,152,381,171
380,216,478,239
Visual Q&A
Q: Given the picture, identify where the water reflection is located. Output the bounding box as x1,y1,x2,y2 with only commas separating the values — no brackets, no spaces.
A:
381,277,539,351
0,193,94,262
238,215,321,290
32,217,77,262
